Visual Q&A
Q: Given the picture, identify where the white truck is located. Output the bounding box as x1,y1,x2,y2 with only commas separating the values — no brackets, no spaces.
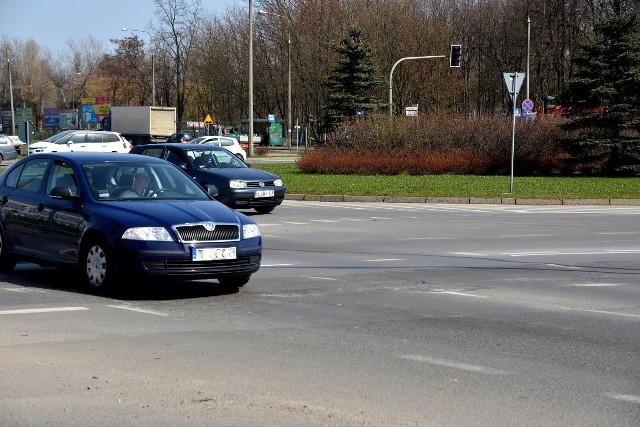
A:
104,106,176,146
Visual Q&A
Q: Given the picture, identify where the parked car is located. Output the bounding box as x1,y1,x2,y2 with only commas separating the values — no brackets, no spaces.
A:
130,143,285,214
7,135,25,148
0,135,19,161
27,130,132,155
166,131,195,143
0,152,262,292
191,135,247,161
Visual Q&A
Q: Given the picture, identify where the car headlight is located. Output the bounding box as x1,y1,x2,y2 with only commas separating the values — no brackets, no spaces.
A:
274,179,283,187
243,224,261,239
122,227,174,241
230,180,247,189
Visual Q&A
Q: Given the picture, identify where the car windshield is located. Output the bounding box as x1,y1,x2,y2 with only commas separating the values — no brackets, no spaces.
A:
42,130,77,143
186,148,248,169
190,136,210,144
83,161,212,201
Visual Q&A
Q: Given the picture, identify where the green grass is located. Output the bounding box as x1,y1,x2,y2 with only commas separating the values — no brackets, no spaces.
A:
255,163,640,199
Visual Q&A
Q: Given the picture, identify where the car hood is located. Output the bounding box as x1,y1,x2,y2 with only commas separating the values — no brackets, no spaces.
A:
199,167,280,181
97,199,250,229
28,141,50,148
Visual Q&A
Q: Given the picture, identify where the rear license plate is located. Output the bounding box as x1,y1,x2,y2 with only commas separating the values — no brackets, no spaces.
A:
254,189,274,198
192,247,237,261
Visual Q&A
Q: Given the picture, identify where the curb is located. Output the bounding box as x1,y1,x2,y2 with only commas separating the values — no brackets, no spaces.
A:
285,194,640,206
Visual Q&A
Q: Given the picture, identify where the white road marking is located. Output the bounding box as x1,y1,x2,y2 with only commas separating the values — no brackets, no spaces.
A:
300,276,340,281
569,283,621,287
433,290,488,298
106,305,169,316
0,307,89,315
605,393,640,405
262,263,296,267
400,355,511,375
1,287,46,293
556,306,640,319
363,258,403,262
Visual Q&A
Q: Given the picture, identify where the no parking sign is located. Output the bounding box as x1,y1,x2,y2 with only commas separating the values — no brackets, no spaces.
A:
522,98,534,112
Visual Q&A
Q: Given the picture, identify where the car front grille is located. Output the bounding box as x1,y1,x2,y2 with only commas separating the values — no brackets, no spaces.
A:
246,181,276,188
174,223,239,242
144,257,253,271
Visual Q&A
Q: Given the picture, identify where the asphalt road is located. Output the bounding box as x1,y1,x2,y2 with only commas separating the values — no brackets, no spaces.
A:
1,201,639,426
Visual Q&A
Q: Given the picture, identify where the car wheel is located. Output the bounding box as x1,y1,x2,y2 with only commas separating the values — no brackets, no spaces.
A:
0,227,16,273
79,239,115,291
235,153,245,161
254,206,275,214
217,274,251,288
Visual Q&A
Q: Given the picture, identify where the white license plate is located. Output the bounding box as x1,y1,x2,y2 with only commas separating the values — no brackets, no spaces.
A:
254,189,274,198
192,247,237,261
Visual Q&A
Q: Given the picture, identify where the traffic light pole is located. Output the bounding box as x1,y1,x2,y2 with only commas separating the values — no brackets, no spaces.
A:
388,55,445,117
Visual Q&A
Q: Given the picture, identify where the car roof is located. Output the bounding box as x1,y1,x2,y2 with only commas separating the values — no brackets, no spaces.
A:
24,152,164,166
138,143,228,151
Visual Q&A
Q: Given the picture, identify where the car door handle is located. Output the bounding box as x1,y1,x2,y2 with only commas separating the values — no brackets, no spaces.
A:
36,203,45,212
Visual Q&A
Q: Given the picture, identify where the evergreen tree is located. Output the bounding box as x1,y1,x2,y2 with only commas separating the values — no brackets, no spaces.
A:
562,0,640,175
324,28,381,129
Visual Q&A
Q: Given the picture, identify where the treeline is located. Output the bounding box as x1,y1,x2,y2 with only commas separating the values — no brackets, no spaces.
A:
1,0,638,134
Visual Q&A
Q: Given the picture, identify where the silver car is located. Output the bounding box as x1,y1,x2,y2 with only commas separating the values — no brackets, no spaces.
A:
0,135,18,161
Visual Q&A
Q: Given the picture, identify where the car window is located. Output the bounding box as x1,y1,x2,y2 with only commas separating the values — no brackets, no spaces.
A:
14,158,49,192
0,136,9,145
86,133,103,143
220,138,234,147
165,149,188,169
104,133,120,142
42,130,76,143
138,147,165,159
210,149,246,168
81,162,208,201
46,162,78,196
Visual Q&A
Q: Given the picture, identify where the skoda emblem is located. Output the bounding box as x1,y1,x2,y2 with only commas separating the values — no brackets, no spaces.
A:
203,222,216,231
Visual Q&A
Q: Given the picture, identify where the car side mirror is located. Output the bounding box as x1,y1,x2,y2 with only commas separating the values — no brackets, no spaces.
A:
50,186,78,199
207,185,219,198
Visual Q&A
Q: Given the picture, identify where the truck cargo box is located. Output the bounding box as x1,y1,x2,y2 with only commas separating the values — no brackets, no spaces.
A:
107,106,176,145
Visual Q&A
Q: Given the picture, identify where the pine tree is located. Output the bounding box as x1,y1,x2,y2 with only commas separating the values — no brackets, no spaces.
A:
324,28,381,129
562,0,640,175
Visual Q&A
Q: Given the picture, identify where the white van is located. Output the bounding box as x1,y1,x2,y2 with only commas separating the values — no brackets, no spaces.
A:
28,130,132,155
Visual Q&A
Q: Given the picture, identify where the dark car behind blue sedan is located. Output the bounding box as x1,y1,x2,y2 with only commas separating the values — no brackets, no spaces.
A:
0,152,261,293
130,143,285,214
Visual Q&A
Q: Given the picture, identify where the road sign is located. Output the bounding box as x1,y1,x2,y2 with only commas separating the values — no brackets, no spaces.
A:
522,98,534,112
203,114,214,124
502,72,525,95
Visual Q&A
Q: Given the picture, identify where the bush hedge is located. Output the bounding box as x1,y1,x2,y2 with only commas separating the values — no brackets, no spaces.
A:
298,114,595,176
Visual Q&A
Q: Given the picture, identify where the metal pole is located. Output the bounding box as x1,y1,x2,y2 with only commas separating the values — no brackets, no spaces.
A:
510,75,517,194
151,52,156,106
8,60,15,135
526,16,530,100
287,32,292,148
248,0,254,157
389,55,446,117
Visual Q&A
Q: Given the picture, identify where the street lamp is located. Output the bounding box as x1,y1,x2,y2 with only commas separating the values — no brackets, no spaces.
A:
71,72,82,128
248,1,254,157
258,9,292,148
7,59,15,134
122,27,156,106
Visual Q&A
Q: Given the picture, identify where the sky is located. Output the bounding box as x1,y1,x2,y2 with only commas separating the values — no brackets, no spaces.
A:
3,0,243,53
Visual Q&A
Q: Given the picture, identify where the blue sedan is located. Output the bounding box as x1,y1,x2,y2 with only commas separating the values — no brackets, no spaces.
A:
0,152,261,292
130,143,286,214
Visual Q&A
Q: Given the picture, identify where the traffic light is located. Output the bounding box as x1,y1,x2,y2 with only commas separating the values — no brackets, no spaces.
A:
450,44,461,67
543,95,557,113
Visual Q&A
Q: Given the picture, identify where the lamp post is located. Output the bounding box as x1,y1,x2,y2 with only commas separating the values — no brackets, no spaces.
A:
389,55,445,117
122,27,156,106
71,72,81,129
8,60,15,135
259,9,292,148
248,1,254,157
